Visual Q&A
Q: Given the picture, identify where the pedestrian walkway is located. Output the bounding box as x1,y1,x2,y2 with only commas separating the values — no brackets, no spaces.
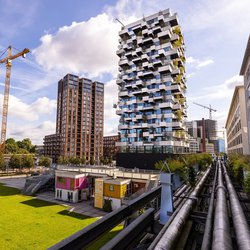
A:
36,192,107,217
0,176,26,189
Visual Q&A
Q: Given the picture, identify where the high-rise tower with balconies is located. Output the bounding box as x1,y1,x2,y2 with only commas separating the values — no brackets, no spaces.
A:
116,9,188,155
56,74,104,162
116,10,188,156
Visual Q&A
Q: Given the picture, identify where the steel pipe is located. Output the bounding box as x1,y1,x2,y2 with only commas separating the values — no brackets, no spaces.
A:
212,161,232,250
222,162,250,250
201,161,218,250
154,166,212,250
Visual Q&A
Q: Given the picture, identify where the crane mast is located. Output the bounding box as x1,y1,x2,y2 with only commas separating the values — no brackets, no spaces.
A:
0,46,30,152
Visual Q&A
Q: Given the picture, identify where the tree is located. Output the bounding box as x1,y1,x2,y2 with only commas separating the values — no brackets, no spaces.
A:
22,155,34,169
57,156,63,164
81,154,86,164
9,154,22,169
5,138,19,154
69,157,81,165
0,153,5,170
39,156,51,168
90,155,95,165
17,138,33,152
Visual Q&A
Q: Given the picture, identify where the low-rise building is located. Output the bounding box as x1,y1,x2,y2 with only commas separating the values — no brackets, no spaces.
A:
95,178,130,210
55,170,89,203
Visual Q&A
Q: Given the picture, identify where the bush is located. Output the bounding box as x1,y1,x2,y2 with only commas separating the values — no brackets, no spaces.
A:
103,199,112,212
228,154,250,184
243,173,250,194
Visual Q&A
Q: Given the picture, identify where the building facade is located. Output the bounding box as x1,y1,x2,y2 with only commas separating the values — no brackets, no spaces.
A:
225,86,249,155
116,9,188,154
240,35,250,149
103,135,119,160
55,74,104,162
43,134,61,163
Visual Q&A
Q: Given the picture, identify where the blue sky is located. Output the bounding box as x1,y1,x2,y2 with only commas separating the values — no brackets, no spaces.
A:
0,0,249,144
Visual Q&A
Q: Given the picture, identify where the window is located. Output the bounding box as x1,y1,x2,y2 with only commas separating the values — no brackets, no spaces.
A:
109,185,114,191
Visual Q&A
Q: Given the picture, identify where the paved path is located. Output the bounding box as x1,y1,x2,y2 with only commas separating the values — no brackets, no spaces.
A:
0,176,107,218
0,176,26,189
36,192,107,217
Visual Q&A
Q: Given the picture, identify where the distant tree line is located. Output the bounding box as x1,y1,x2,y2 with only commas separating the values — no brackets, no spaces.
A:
5,138,36,154
57,155,113,165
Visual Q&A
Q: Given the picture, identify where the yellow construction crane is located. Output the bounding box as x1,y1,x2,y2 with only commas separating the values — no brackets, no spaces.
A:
0,46,30,152
193,102,217,120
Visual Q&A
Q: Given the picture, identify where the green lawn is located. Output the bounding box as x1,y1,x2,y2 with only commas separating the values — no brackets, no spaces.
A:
0,184,122,249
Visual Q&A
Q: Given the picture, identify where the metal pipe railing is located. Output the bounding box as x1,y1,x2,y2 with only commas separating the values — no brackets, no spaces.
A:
201,161,218,250
153,166,212,250
212,161,232,250
222,162,250,250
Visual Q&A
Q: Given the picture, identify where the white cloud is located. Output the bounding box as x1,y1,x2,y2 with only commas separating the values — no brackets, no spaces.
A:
9,121,56,145
33,13,120,78
0,95,56,121
186,56,214,69
190,75,243,101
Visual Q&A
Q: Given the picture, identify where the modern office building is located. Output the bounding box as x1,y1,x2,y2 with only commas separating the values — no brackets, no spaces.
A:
225,85,249,155
103,135,119,160
44,74,104,163
240,35,250,149
116,9,188,156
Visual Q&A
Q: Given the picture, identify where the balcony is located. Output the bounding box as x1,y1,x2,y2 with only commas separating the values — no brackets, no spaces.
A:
119,58,129,66
119,91,129,97
116,109,122,115
159,102,173,109
141,54,149,62
118,124,129,130
116,141,128,146
158,65,172,73
158,29,171,39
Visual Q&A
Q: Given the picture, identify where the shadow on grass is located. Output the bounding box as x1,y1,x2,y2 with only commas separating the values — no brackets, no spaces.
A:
0,184,20,196
21,199,56,207
57,210,90,220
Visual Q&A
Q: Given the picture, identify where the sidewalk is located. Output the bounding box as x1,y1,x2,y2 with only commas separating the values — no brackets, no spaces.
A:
36,192,107,217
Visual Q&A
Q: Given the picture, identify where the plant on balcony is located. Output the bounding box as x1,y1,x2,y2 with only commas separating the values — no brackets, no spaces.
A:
173,40,182,48
176,110,182,121
173,59,179,67
172,26,181,35
175,74,182,83
179,66,185,74
180,56,186,63
179,97,186,105
243,173,250,194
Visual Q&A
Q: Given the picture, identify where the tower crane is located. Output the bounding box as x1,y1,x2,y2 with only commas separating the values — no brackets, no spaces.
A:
193,102,217,120
0,46,30,152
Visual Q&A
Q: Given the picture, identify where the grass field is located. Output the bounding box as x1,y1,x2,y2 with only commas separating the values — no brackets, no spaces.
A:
0,183,122,249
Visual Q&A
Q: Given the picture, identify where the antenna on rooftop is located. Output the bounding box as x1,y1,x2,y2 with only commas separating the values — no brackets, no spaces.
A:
115,18,125,27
